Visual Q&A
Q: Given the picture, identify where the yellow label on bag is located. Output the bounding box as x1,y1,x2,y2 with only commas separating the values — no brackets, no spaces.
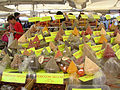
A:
94,37,101,43
46,46,51,53
45,36,55,42
92,14,100,19
50,31,58,36
105,15,111,20
79,75,95,82
112,44,119,52
54,15,64,20
110,37,115,44
65,30,73,35
58,44,65,51
72,88,101,90
81,15,88,19
68,15,76,19
116,49,120,59
95,49,104,59
36,73,64,84
2,72,26,83
28,17,40,22
63,36,69,41
91,45,102,51
116,16,120,21
73,50,83,59
93,31,100,36
35,48,43,57
40,16,51,22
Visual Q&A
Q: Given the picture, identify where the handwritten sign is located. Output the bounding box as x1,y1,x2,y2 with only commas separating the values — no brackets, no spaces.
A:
63,36,69,41
68,15,76,19
112,44,119,52
40,16,51,22
2,72,26,83
105,15,111,20
94,37,101,43
35,48,43,57
93,31,100,36
81,15,88,19
45,36,55,42
50,31,58,36
92,15,100,19
116,16,120,21
95,49,104,59
54,15,64,20
73,50,83,59
36,73,64,84
91,45,102,51
58,44,65,51
65,30,73,36
79,75,95,82
72,88,101,90
116,49,120,59
28,17,40,22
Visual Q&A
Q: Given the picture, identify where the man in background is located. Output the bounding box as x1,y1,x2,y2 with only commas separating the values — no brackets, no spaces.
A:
14,12,21,24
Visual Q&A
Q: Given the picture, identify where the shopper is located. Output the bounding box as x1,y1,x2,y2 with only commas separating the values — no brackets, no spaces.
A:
14,12,21,24
7,15,24,40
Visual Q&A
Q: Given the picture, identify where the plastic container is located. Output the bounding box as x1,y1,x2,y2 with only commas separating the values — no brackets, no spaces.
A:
67,85,110,90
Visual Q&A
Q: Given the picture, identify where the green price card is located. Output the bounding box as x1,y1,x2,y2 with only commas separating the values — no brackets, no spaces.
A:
81,15,88,19
36,73,64,84
72,88,101,90
73,50,83,59
54,15,64,20
68,15,76,19
28,17,40,22
40,16,51,22
105,15,111,20
116,49,120,59
92,15,100,19
116,16,120,21
2,72,26,83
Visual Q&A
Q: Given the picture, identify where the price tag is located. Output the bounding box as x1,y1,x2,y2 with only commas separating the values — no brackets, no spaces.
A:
35,48,43,57
93,31,100,36
54,15,64,20
73,50,83,59
36,73,64,84
65,30,73,36
2,72,26,83
0,50,1,53
105,15,111,20
92,15,100,19
91,45,102,51
94,37,101,43
37,34,43,40
64,74,70,79
81,15,88,19
106,32,114,36
68,15,76,19
63,36,69,41
112,44,119,52
27,47,35,52
28,17,40,22
28,37,35,42
95,49,104,59
45,36,55,42
79,31,82,35
72,88,101,90
110,37,115,44
50,31,58,36
116,49,120,59
116,16,120,21
79,42,91,50
46,46,51,53
40,16,51,22
58,44,65,51
21,43,29,48
86,35,91,39
79,75,95,82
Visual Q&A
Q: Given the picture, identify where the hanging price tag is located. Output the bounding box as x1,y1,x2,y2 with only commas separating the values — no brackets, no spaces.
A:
54,15,64,20
81,15,88,19
68,15,76,19
105,15,111,20
28,17,40,22
92,15,100,19
40,16,51,22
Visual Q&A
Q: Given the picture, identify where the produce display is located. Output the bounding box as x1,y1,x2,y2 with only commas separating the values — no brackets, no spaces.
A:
0,16,120,90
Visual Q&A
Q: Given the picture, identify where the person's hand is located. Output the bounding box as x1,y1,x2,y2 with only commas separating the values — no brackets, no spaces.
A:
10,30,15,33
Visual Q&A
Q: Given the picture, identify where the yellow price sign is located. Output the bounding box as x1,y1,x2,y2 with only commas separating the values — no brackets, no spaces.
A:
95,49,104,59
21,43,29,48
72,88,101,90
65,30,73,36
79,75,95,82
36,73,64,84
64,74,70,79
2,72,26,83
46,46,51,53
40,16,51,22
35,48,43,57
116,16,120,21
116,49,120,59
110,37,115,44
68,15,76,19
79,42,91,50
106,32,114,36
50,31,58,36
93,31,101,36
54,15,64,20
91,45,102,51
81,15,88,19
58,44,65,51
105,15,111,20
45,36,55,42
28,17,40,22
63,36,69,41
112,44,119,52
73,50,83,59
27,47,35,52
94,37,101,43
92,15,100,19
